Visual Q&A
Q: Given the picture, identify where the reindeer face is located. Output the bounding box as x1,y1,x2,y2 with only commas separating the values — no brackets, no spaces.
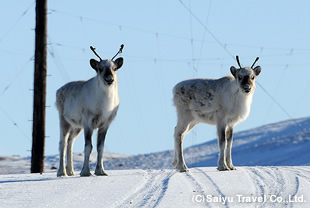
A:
90,58,124,86
230,66,261,94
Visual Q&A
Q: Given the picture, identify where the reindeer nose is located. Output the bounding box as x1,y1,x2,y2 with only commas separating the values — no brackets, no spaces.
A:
243,84,251,93
105,76,114,85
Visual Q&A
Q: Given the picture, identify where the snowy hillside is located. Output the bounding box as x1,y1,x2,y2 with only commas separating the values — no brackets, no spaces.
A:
0,117,310,207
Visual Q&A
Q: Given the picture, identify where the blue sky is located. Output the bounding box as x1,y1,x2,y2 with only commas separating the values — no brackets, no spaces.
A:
1,0,310,157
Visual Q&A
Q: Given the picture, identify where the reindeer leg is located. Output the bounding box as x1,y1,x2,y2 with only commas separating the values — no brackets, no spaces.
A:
57,117,71,177
95,127,108,176
173,116,196,172
66,128,82,176
225,127,236,170
217,125,229,171
80,127,93,177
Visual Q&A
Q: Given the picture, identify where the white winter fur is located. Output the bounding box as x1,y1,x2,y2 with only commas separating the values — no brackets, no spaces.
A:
173,65,261,172
56,58,123,177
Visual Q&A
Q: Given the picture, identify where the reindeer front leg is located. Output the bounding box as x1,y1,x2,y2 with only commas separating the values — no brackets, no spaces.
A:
95,127,108,176
225,127,236,170
80,127,93,177
217,125,229,171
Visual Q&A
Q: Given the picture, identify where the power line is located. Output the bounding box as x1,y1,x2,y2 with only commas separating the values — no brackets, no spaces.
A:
0,1,35,44
1,56,34,95
48,8,310,54
0,105,31,142
256,81,307,134
178,0,235,59
196,0,212,71
47,40,310,67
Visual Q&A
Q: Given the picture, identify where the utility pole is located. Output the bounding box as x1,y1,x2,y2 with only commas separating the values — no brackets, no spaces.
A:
31,0,47,173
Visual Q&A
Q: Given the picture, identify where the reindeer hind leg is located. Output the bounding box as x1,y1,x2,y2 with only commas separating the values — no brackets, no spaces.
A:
66,128,82,176
57,116,71,177
173,111,196,172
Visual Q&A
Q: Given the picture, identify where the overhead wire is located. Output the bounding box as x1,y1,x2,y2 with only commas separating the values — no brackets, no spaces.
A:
0,104,31,142
0,2,38,147
178,0,235,60
1,56,33,95
196,0,212,71
48,8,310,55
0,56,33,143
0,1,35,45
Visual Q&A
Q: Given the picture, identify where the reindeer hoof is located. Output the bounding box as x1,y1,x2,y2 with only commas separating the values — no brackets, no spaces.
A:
228,166,237,170
95,170,108,176
176,163,189,172
217,165,230,171
57,169,68,177
66,169,76,176
80,168,92,177
177,168,189,173
57,173,68,177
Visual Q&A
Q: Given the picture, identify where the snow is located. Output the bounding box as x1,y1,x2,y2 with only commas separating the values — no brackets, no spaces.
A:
1,167,309,207
1,117,310,207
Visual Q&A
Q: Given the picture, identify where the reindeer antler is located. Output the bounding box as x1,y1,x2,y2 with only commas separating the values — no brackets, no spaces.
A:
236,55,242,68
251,57,259,68
111,44,124,60
90,46,103,61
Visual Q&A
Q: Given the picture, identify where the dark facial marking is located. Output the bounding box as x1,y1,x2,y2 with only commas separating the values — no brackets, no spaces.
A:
102,67,114,85
240,75,253,93
241,75,250,85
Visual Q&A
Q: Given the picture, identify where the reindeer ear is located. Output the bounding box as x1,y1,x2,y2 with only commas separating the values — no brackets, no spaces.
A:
90,59,99,71
230,66,238,78
253,66,261,76
114,57,123,71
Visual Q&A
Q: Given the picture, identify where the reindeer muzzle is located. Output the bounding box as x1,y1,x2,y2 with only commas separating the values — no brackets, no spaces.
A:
243,84,251,93
104,75,114,85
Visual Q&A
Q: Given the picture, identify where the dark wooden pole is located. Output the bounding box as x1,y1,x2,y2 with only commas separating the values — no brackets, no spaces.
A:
31,0,47,173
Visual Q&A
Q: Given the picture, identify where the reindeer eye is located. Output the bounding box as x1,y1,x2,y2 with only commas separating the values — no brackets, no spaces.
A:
251,76,255,80
238,76,242,80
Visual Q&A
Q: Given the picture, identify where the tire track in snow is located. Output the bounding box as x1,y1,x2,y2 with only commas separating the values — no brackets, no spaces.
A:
184,170,212,208
285,166,310,181
259,167,287,199
280,166,310,207
267,167,302,206
195,168,229,208
245,167,309,207
247,167,288,202
113,169,175,208
244,167,268,207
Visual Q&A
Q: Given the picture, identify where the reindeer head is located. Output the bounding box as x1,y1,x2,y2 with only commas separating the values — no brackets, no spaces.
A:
89,45,124,86
90,58,123,86
230,56,261,94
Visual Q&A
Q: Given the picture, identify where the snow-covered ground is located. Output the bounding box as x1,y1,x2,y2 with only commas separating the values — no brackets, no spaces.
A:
1,167,309,207
1,117,310,207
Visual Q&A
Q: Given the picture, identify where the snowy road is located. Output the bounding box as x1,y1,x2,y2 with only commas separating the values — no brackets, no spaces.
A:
1,166,309,208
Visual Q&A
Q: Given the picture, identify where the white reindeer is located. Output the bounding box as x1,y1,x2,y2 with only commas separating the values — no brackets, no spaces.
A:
56,45,124,177
172,56,261,172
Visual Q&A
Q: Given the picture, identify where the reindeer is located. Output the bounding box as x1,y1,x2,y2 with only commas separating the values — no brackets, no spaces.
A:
56,45,124,177
172,56,261,172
